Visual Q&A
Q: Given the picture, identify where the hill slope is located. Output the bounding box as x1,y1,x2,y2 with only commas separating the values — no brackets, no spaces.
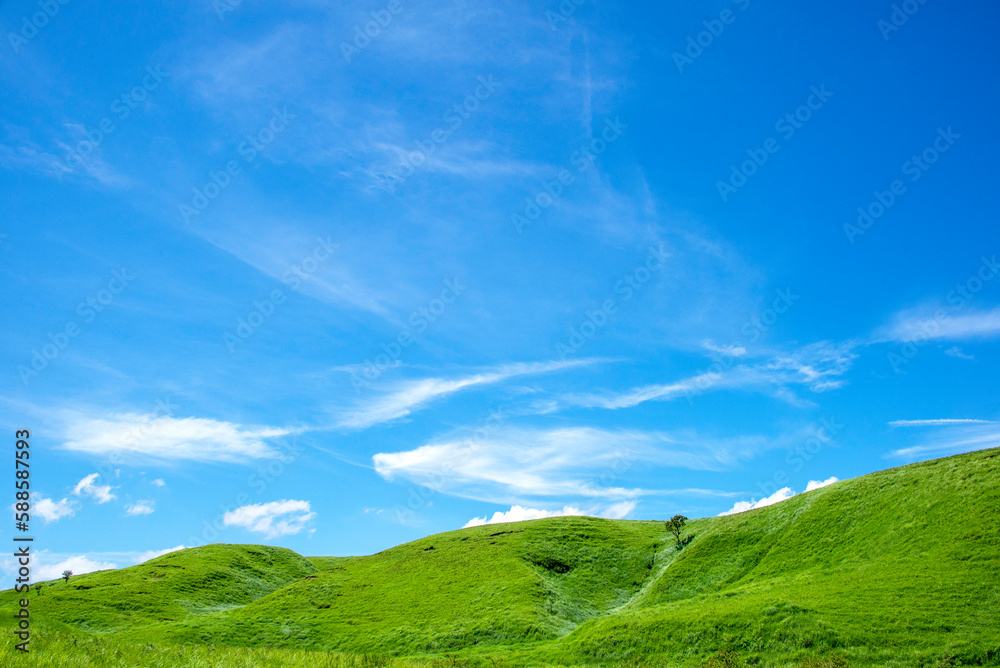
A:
548,448,1000,665
129,516,669,651
4,448,999,666
11,544,316,633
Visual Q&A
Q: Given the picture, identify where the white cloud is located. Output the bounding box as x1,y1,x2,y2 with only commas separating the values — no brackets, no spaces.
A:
125,500,155,516
62,414,295,463
887,419,1000,459
702,341,747,357
721,475,840,516
805,476,839,492
36,554,118,582
719,487,796,516
34,496,76,522
762,340,859,392
889,419,994,427
375,426,760,504
877,306,1000,343
223,499,316,538
463,504,586,528
376,140,545,182
568,372,722,410
0,122,131,188
150,478,166,487
945,346,975,360
339,359,599,429
73,473,116,504
132,545,186,564
568,341,859,412
600,500,638,519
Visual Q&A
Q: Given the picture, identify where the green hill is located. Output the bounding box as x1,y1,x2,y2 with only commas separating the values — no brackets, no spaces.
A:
137,515,665,652
12,544,316,633
4,448,999,667
551,448,1000,666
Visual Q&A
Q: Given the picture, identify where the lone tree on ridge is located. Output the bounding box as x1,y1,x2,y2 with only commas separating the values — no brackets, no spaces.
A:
62,570,73,583
666,514,688,549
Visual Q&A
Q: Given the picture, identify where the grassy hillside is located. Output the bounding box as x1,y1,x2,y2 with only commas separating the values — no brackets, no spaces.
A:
9,544,316,633
548,448,1000,666
4,448,999,667
127,517,669,652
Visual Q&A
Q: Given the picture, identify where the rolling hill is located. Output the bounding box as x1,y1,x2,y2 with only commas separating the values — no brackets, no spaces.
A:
4,448,999,667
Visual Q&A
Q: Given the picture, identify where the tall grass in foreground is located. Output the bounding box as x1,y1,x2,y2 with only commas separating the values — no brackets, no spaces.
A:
0,632,981,668
1,632,439,668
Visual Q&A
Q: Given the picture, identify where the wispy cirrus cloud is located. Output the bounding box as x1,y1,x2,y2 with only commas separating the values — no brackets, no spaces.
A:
337,359,601,429
565,341,859,411
702,341,748,358
875,305,1000,343
889,419,994,427
945,346,975,360
887,419,1000,459
566,372,722,410
374,426,764,504
762,340,859,392
61,413,297,464
0,121,131,189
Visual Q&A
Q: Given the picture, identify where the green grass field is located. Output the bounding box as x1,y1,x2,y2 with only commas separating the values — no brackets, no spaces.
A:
4,448,999,667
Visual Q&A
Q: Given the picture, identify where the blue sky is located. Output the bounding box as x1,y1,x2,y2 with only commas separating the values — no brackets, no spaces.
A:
2,0,999,577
